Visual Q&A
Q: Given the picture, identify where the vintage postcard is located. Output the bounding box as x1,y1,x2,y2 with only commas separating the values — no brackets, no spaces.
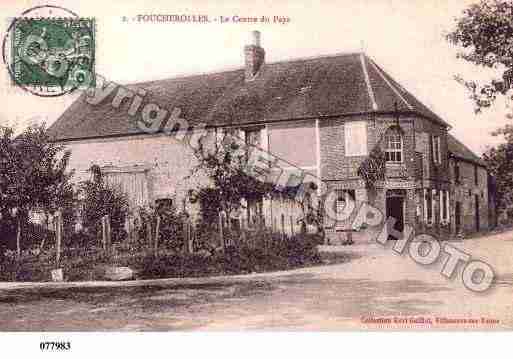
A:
1,0,513,353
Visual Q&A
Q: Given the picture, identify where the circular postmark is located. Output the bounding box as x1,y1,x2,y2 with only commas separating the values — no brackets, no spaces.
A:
2,5,95,97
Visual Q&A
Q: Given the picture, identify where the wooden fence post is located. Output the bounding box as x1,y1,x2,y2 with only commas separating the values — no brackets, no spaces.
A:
239,213,246,245
101,215,106,251
101,215,111,253
16,217,21,261
55,211,62,265
146,220,153,249
106,215,111,253
188,221,194,254
182,218,188,254
281,214,285,240
133,217,140,244
218,212,225,252
258,216,265,251
154,215,161,254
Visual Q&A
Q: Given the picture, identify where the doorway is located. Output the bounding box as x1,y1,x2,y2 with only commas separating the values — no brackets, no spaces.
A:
386,190,405,233
455,201,462,234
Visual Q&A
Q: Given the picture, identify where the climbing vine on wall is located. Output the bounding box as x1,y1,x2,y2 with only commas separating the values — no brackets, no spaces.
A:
357,147,386,189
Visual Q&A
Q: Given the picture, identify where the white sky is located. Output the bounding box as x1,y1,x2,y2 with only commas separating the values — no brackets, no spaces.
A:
1,0,510,155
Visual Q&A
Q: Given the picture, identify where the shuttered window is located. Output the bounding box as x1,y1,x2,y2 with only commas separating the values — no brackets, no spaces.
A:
345,121,368,156
431,135,441,164
440,189,450,223
103,169,150,208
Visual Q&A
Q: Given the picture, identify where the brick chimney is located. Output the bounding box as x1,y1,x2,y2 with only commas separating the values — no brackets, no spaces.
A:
244,31,265,81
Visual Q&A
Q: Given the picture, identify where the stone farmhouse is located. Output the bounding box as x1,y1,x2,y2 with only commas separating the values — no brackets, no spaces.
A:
48,31,492,241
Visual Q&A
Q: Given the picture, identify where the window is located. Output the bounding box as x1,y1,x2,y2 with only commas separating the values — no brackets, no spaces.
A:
102,166,150,207
424,188,434,225
384,128,403,163
244,127,262,147
243,127,262,159
474,165,478,186
440,190,450,224
415,191,422,219
344,121,367,156
335,189,355,216
431,135,441,164
454,160,460,184
268,122,316,167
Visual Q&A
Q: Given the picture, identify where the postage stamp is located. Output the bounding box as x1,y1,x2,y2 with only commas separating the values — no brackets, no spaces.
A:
2,5,95,97
11,18,95,90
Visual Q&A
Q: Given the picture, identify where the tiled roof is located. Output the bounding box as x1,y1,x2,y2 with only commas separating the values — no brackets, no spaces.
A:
48,52,450,141
447,133,486,167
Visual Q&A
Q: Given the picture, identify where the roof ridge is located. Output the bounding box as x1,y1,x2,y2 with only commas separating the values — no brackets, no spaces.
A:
122,51,363,88
266,51,362,65
359,53,378,111
368,58,451,128
49,50,453,141
368,58,413,110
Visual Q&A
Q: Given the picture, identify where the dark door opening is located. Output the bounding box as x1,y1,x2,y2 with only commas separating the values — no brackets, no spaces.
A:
386,196,404,233
475,195,480,232
455,202,461,234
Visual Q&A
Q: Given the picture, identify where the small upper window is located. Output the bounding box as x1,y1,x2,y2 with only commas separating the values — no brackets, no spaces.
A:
345,121,368,156
385,128,403,163
454,160,460,184
431,135,441,164
244,127,262,147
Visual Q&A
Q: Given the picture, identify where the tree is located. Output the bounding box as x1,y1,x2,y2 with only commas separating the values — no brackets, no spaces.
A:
0,123,74,258
188,131,276,225
0,126,18,258
483,129,513,211
447,1,513,218
447,0,513,115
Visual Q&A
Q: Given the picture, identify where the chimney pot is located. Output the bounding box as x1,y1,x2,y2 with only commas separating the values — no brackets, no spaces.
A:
249,30,261,47
244,31,265,81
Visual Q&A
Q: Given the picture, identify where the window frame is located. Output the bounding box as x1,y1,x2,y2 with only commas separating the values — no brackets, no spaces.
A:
454,160,460,184
424,188,436,226
440,189,450,224
243,126,263,148
384,127,404,163
335,189,356,216
431,135,441,164
344,121,368,157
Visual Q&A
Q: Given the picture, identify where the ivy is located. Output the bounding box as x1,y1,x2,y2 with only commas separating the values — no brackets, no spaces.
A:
357,147,386,189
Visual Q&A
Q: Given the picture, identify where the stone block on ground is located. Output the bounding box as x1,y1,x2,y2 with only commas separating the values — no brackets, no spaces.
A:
103,266,136,281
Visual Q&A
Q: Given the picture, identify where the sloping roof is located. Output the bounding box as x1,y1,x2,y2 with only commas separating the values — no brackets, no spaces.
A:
447,133,486,167
48,52,449,141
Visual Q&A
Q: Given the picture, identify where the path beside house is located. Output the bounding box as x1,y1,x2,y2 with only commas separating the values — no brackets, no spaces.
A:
1,229,512,330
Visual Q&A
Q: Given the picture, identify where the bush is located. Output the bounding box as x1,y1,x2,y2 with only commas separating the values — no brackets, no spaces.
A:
79,165,130,242
0,221,54,252
64,230,97,249
0,225,323,281
135,231,323,279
